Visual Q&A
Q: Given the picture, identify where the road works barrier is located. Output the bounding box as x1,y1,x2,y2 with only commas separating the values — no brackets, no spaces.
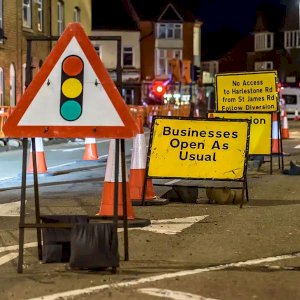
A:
145,116,251,207
0,106,14,138
127,104,191,128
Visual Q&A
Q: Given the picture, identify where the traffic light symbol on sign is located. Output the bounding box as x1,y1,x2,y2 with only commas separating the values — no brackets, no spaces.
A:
60,55,84,121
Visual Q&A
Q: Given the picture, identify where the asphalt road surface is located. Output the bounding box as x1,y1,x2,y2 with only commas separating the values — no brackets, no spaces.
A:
0,122,300,300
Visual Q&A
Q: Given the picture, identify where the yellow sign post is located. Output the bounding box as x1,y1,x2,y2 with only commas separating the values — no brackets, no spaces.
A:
210,112,272,155
215,71,278,112
148,117,250,180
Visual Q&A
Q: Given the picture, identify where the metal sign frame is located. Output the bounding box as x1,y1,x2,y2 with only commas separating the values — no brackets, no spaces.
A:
17,34,128,274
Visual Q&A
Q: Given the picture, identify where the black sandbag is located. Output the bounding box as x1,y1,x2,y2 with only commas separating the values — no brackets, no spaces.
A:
69,223,119,269
41,215,88,263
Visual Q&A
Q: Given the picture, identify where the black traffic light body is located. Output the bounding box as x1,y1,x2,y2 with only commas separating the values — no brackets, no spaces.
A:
60,55,84,121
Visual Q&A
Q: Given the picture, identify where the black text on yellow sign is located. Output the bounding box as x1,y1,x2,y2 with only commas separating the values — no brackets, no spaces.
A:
215,71,278,112
210,113,272,155
148,118,250,180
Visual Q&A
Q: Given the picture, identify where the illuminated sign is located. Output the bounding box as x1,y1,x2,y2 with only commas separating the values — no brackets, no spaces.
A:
215,71,278,112
148,117,250,180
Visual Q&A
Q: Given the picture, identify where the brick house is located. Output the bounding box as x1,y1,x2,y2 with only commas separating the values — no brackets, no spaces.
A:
0,0,91,107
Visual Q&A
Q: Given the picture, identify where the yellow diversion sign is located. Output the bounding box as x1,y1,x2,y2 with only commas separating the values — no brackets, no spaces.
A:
148,117,250,180
210,112,272,155
215,71,278,112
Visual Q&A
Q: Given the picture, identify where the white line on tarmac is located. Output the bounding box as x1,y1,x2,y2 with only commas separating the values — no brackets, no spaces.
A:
0,242,37,254
0,176,15,182
47,162,77,169
27,252,300,300
294,144,300,149
0,252,18,266
165,179,181,185
138,288,218,300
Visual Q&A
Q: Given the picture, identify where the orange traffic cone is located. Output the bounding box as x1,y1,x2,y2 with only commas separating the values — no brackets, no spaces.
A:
27,138,47,174
281,109,290,139
83,138,99,160
129,114,168,205
272,113,281,154
97,139,135,219
294,110,300,121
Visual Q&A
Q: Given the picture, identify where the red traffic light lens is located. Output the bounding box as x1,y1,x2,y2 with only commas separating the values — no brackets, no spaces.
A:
152,81,166,96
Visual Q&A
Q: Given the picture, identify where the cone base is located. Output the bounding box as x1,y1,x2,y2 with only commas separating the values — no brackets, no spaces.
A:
97,182,135,219
91,216,151,228
132,197,169,206
129,169,156,200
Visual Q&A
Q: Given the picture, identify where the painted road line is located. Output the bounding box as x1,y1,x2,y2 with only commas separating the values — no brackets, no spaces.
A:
139,216,209,235
138,288,219,300
0,252,18,266
0,242,37,254
294,144,300,149
26,252,300,300
165,179,181,185
48,162,77,169
0,200,27,217
0,176,15,182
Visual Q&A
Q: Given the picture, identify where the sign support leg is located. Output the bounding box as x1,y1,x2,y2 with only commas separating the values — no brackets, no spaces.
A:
18,138,28,273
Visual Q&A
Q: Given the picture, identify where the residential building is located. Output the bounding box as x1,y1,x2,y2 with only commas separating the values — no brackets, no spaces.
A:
0,0,91,107
0,0,51,106
91,0,202,104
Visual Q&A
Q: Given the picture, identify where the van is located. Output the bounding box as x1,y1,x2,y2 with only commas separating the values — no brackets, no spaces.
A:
279,87,300,119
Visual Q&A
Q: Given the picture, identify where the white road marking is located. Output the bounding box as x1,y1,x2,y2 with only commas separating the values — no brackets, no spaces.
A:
0,176,15,182
0,200,27,217
48,162,77,169
138,288,219,300
0,252,18,266
139,216,209,235
165,179,181,185
0,242,37,254
294,144,300,149
26,252,300,300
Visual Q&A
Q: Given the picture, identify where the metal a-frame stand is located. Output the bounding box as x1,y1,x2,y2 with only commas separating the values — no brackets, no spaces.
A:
17,34,130,273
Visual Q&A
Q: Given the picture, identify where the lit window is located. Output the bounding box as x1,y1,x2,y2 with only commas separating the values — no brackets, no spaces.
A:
157,23,182,39
123,47,133,67
156,49,182,75
254,61,273,70
0,0,3,29
73,6,80,22
9,64,16,106
57,1,64,35
37,0,43,31
23,0,32,28
254,32,273,51
284,31,300,49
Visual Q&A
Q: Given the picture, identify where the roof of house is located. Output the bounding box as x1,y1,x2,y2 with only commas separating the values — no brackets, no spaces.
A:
92,0,198,31
253,3,286,32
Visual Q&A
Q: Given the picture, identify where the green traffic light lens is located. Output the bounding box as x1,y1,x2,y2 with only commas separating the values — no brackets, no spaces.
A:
60,100,82,121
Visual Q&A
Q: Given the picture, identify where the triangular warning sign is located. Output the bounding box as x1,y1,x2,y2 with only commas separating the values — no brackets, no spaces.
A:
3,23,138,139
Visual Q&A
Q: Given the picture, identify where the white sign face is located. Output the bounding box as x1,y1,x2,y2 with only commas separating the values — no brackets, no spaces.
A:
19,37,124,127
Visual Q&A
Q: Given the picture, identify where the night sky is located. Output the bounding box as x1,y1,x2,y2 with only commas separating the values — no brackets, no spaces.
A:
178,0,285,34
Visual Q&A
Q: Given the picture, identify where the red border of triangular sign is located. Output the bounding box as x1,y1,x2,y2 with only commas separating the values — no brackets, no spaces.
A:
3,23,138,138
